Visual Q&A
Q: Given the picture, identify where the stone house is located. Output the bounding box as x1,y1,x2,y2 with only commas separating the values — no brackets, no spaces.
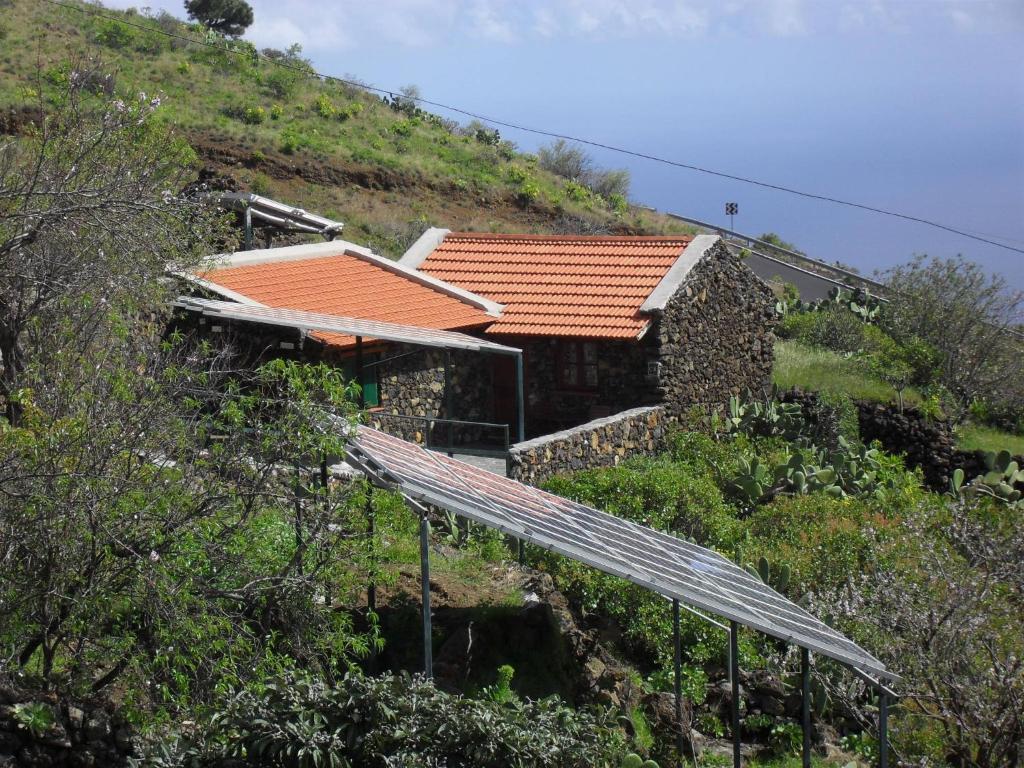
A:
183,230,775,448
400,230,777,436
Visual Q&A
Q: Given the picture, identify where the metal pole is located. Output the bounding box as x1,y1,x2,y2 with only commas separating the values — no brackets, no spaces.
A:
673,599,684,765
879,690,889,768
730,621,741,768
801,647,811,768
444,349,454,456
366,486,377,673
356,336,365,410
419,514,433,678
514,351,525,443
244,205,253,250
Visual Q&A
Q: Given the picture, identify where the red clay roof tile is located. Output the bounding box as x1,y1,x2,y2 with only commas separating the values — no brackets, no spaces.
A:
201,252,492,350
418,233,694,339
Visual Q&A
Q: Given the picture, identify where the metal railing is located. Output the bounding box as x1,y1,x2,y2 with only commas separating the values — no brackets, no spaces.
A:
663,211,891,295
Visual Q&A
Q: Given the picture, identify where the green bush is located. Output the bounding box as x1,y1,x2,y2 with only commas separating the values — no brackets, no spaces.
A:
315,93,336,118
241,105,265,124
94,18,136,49
140,671,627,767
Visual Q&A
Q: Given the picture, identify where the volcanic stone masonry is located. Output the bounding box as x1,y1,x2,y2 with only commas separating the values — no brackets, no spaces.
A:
647,240,778,416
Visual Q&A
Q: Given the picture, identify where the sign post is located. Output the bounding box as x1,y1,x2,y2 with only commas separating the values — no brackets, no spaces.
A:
725,202,738,231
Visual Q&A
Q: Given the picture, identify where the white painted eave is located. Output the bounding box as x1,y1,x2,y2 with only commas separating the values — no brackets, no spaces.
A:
639,234,718,314
185,238,504,318
399,226,451,269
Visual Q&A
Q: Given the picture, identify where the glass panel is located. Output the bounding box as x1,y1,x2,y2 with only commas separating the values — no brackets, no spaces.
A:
583,343,598,364
564,364,578,386
584,365,598,387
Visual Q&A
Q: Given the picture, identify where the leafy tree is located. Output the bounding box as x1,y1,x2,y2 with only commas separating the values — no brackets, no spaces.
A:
0,74,371,706
881,254,1024,418
184,0,254,37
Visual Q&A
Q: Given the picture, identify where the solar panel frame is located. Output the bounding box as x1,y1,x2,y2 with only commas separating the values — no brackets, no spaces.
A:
348,426,896,681
174,297,520,354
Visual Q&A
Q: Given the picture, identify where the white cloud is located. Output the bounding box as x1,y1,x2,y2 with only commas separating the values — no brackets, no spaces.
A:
99,0,1024,50
766,0,807,36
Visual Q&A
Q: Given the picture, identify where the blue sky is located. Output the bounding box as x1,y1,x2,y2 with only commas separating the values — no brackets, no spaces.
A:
110,1,1024,288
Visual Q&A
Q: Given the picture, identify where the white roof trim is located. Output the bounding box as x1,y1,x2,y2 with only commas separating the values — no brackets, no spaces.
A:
640,234,719,313
213,239,373,267
169,269,266,307
197,240,504,318
174,297,519,354
399,226,451,269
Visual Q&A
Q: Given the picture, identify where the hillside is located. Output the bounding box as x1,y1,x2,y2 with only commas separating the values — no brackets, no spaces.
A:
0,0,694,256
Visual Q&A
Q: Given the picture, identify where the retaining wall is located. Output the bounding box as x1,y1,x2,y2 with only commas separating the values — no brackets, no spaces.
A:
507,405,669,485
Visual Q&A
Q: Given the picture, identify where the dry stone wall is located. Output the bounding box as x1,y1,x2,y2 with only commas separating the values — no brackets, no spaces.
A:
649,241,776,416
0,684,134,767
508,405,668,485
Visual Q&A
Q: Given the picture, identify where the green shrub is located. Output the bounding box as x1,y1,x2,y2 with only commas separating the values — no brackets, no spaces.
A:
340,102,364,120
314,93,336,118
608,193,629,215
564,180,590,202
94,18,136,49
777,311,817,341
263,68,300,99
516,180,541,206
241,105,265,124
269,103,283,120
506,165,529,184
392,118,415,137
140,671,627,767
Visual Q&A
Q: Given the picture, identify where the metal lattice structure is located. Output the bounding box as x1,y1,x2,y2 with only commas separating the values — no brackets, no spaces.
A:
345,425,899,768
174,297,519,354
346,425,894,681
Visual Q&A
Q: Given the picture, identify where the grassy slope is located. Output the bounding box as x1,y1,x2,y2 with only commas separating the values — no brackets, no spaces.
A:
775,342,1024,453
0,0,694,256
772,340,922,405
955,424,1024,455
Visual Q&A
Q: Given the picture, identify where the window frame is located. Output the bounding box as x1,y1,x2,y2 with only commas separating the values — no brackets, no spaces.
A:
557,340,599,391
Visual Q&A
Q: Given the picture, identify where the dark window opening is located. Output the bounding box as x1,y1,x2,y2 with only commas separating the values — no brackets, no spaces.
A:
559,340,599,389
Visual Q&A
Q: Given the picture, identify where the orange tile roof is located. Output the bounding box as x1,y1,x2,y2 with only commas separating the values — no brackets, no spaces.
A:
418,233,695,339
201,252,493,349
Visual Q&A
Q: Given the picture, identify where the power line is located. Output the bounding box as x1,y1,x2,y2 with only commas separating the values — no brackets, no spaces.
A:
40,0,1024,257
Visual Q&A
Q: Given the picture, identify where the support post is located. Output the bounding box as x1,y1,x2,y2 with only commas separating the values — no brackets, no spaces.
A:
673,599,684,765
801,647,811,768
514,351,525,443
730,621,741,768
419,514,433,678
444,349,454,456
356,336,365,410
366,486,377,672
243,204,253,250
879,690,889,768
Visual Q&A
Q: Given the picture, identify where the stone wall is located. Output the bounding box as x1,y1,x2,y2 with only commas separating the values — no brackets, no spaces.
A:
649,241,777,417
855,402,956,489
508,337,653,437
508,405,668,485
0,683,134,766
364,344,496,447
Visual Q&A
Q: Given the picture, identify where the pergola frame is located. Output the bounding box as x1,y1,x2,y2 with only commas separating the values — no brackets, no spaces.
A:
345,426,899,768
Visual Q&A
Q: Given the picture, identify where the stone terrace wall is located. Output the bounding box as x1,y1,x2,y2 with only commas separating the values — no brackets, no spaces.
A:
856,401,956,489
508,406,668,485
0,683,134,766
650,241,777,416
